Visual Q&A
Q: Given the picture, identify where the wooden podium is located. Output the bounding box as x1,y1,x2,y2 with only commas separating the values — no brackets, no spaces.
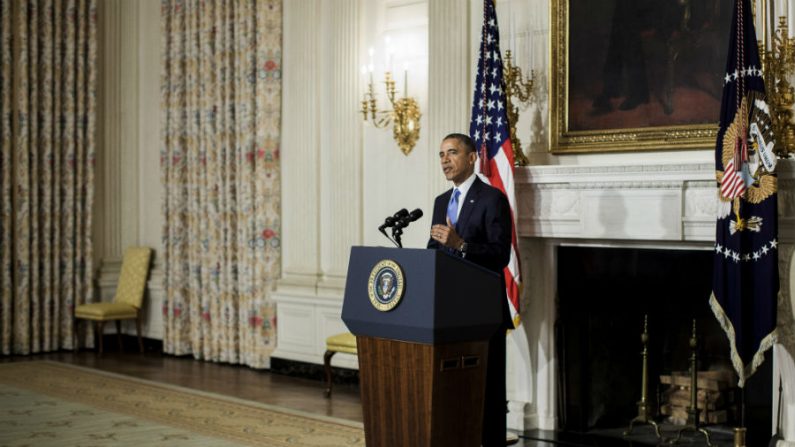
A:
342,247,502,447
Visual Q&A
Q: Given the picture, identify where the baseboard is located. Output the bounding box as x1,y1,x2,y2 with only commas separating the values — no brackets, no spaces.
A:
76,334,163,354
269,357,359,387
72,339,360,389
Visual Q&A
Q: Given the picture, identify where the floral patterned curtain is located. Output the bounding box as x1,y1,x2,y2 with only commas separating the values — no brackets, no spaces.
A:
161,0,281,368
0,0,97,354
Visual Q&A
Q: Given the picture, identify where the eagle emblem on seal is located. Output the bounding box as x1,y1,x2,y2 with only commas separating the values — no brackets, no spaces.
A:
715,92,777,234
367,260,405,312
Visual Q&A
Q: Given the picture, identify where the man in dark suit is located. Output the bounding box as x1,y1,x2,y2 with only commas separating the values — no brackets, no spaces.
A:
427,133,513,446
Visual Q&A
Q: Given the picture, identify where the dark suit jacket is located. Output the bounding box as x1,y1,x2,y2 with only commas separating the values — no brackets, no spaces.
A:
427,176,513,327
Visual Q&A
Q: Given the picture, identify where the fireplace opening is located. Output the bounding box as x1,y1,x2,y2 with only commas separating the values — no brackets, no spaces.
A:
555,246,771,444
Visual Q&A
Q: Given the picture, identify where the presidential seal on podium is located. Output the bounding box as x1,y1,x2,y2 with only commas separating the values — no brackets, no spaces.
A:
367,259,405,311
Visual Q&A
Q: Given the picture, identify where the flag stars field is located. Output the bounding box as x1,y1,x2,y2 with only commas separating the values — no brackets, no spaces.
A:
724,65,763,84
714,239,778,264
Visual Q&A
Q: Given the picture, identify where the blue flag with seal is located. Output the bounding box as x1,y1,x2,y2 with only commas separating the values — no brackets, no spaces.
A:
711,0,778,388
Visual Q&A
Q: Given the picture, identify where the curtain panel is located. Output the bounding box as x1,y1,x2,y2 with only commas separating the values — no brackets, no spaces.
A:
161,0,282,368
0,0,97,354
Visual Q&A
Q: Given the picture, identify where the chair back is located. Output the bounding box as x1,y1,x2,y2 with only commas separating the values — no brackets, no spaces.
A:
114,247,153,309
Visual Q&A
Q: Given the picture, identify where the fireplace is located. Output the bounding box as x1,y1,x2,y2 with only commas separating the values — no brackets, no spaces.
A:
555,246,773,437
509,161,793,444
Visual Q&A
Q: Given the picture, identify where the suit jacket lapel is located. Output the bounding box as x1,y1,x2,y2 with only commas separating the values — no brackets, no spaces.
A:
455,177,482,233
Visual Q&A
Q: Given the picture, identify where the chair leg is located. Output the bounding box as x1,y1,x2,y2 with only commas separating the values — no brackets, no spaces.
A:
135,315,144,354
323,350,336,398
73,318,79,353
116,320,123,352
96,321,105,355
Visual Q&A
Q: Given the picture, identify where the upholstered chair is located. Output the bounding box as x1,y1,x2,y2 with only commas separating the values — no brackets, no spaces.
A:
323,332,357,397
75,247,152,354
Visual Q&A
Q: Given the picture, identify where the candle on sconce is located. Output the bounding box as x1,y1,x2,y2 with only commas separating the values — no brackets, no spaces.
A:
788,0,794,39
510,15,516,58
403,62,408,97
385,36,394,73
761,0,768,50
769,0,775,47
368,47,375,83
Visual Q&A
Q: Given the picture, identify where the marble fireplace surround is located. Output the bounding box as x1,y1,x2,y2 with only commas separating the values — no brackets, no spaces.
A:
511,160,795,441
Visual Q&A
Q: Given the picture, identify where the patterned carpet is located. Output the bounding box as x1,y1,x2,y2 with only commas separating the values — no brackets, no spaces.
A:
0,361,364,447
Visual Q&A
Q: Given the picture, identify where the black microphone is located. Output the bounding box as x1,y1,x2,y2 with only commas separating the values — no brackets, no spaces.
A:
378,208,408,232
396,208,423,229
377,216,396,232
379,208,410,247
379,208,422,248
406,208,423,223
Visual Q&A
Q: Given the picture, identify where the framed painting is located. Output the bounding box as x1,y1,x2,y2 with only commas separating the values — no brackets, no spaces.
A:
550,0,732,153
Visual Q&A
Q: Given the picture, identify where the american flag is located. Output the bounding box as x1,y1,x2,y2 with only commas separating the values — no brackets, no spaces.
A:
711,0,778,388
470,0,521,327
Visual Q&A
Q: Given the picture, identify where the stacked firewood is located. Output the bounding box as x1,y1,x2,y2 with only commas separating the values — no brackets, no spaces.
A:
659,370,736,425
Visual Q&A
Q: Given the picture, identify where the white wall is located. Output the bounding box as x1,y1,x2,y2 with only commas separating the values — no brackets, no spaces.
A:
95,0,163,339
271,0,364,368
271,0,474,371
361,0,432,251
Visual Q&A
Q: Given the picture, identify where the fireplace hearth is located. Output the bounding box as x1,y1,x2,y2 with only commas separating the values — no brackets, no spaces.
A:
554,246,771,445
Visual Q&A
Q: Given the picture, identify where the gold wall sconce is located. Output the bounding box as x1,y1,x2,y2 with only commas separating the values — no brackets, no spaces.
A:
759,13,795,158
360,61,421,156
502,49,536,166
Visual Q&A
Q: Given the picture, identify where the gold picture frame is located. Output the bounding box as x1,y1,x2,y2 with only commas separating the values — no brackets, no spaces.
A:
550,0,731,154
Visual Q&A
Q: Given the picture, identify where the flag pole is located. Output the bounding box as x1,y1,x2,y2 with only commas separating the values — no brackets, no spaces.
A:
741,385,746,429
733,387,747,447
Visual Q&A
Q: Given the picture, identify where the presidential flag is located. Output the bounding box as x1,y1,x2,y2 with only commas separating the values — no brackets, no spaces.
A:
711,0,778,388
470,0,521,327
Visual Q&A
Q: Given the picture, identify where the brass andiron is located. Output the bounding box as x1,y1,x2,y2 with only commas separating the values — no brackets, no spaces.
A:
733,426,746,447
624,314,662,439
502,49,535,166
760,16,795,157
669,319,713,446
361,70,421,156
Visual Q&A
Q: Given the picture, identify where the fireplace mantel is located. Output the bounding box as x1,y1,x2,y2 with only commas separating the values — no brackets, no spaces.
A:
516,161,795,243
509,160,795,442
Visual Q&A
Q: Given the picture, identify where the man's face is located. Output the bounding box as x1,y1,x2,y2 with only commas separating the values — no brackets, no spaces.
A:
439,138,476,185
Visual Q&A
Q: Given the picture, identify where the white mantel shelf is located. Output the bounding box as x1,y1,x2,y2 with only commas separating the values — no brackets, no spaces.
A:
515,160,795,244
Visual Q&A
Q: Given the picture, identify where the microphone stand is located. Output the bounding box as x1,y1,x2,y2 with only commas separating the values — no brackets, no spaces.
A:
391,225,404,248
380,208,421,249
379,227,401,248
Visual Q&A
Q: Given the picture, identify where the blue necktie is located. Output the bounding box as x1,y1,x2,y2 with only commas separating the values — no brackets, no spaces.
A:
447,188,460,226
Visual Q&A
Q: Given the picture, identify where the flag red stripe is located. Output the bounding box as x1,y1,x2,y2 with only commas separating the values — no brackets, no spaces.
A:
486,156,519,245
502,139,515,167
485,157,506,192
488,155,521,323
503,268,520,315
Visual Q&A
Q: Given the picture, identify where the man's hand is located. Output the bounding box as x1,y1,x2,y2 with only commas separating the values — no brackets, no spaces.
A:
430,217,464,250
